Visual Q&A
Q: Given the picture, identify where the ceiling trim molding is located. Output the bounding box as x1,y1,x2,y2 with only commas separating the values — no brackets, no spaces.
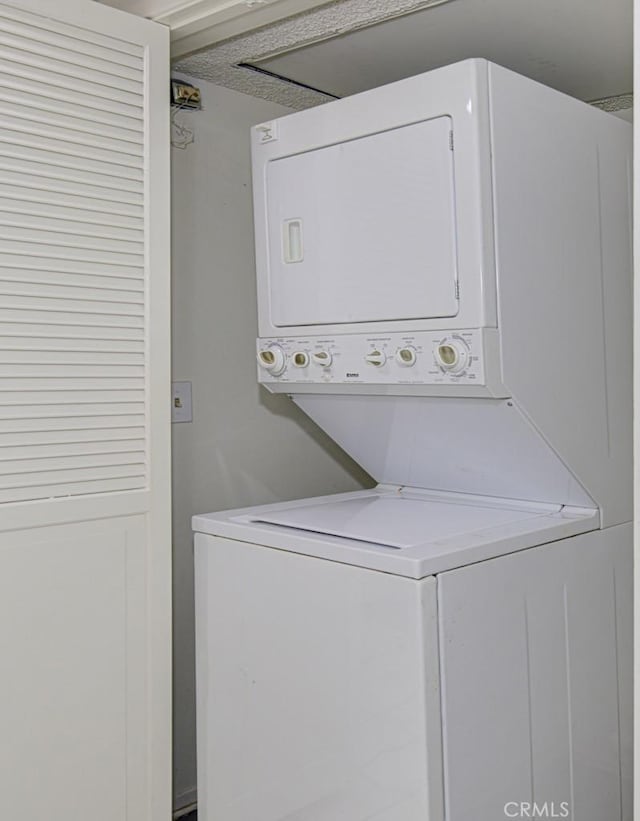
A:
174,0,454,107
162,0,336,58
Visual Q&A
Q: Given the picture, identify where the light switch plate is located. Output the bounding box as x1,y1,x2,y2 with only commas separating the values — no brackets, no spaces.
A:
172,381,192,423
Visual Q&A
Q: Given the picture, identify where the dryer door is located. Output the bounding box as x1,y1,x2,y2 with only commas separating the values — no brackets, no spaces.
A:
266,116,459,327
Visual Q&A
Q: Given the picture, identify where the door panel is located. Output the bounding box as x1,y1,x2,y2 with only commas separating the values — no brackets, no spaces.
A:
0,2,171,819
266,117,459,327
0,517,146,819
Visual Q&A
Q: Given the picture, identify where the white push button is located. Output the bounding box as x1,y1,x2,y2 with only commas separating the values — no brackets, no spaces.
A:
396,347,417,367
312,350,332,367
257,346,286,376
365,350,386,367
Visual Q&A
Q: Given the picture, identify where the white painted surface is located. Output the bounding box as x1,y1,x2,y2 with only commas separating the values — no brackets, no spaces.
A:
195,533,444,820
488,62,633,527
438,524,632,821
293,396,595,509
171,78,370,809
0,2,171,820
192,487,598,578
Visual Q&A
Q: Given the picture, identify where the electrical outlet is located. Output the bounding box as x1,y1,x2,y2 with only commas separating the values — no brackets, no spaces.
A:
172,381,193,423
171,80,201,109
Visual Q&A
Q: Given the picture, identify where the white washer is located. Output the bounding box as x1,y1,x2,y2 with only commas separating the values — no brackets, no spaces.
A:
194,59,632,821
194,490,630,821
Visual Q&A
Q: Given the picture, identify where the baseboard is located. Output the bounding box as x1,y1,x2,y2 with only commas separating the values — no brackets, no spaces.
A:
173,786,197,817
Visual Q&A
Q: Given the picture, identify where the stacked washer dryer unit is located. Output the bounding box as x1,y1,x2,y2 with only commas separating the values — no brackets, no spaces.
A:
194,60,632,821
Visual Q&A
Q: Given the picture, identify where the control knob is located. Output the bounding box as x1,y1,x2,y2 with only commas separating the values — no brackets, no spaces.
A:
434,339,469,374
257,345,286,376
292,351,310,368
396,347,417,367
365,350,386,367
311,350,332,367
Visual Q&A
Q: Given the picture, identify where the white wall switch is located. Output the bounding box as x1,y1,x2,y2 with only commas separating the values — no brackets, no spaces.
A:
172,381,193,423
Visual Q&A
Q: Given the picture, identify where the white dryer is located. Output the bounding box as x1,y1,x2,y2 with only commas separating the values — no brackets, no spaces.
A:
194,60,632,821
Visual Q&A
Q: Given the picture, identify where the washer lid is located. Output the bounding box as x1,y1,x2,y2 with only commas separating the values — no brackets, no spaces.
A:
251,492,554,549
192,488,599,578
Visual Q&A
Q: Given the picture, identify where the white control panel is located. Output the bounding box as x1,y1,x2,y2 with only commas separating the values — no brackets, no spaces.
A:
257,330,486,386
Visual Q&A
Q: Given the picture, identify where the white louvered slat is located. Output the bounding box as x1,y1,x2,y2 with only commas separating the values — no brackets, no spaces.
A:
0,243,143,268
0,337,144,353
0,130,143,175
0,43,142,94
0,350,144,365
0,439,146,460
0,380,143,393
0,74,143,123
0,28,144,82
0,281,144,305
0,212,143,244
0,464,144,490
0,389,145,403
0,254,144,280
0,103,142,147
0,165,144,201
0,322,144,340
0,401,143,417
0,198,144,231
0,311,143,329
0,363,144,378
0,427,146,447
0,415,145,433
0,227,143,257
0,6,148,503
0,114,143,158
0,57,143,108
0,87,143,135
0,451,145,473
0,6,144,60
0,475,145,504
0,270,144,293
0,290,144,312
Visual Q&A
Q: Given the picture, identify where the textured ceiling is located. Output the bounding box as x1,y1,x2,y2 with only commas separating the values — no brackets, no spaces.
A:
174,0,452,108
175,0,632,110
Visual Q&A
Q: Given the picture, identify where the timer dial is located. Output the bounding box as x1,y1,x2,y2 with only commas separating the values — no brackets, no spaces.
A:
435,339,469,374
257,346,286,376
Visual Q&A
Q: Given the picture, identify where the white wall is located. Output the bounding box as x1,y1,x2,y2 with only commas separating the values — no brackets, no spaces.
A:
170,78,371,811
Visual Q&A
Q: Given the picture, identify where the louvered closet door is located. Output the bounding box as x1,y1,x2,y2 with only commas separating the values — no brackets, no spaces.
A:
0,3,170,820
